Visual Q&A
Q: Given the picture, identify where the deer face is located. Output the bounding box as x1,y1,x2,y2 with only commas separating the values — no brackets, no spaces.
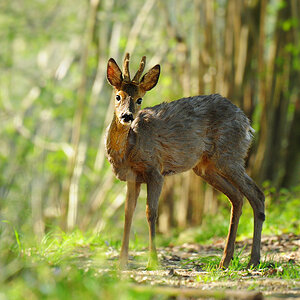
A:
107,53,160,126
114,83,143,125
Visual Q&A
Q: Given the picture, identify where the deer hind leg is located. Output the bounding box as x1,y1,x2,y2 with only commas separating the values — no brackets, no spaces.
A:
194,165,243,268
120,181,141,268
218,163,265,267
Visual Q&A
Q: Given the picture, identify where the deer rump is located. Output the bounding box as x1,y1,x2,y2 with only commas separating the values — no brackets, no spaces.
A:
126,93,253,183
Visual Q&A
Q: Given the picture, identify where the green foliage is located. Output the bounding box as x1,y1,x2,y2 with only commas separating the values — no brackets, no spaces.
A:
45,150,68,178
195,253,300,283
2,263,145,300
176,213,229,245
0,0,299,296
166,185,300,248
0,228,159,300
257,184,300,235
1,221,299,299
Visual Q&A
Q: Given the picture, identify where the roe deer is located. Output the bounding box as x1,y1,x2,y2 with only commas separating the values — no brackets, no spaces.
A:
105,53,265,269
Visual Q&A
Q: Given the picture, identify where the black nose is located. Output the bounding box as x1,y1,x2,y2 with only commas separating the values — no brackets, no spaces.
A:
121,113,134,123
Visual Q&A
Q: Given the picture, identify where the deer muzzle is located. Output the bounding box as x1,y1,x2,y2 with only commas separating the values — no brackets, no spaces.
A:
120,112,134,124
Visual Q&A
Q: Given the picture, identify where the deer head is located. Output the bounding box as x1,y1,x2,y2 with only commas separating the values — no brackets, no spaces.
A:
107,53,160,126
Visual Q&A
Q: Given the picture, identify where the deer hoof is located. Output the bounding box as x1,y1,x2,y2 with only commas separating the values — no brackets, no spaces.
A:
119,257,129,270
219,256,232,269
146,255,159,270
247,259,260,269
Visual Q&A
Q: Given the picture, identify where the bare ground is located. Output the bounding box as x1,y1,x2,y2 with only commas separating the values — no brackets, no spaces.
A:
74,234,300,299
107,234,300,299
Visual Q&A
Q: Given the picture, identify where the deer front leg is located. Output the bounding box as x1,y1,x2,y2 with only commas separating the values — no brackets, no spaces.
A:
120,181,141,269
146,169,163,270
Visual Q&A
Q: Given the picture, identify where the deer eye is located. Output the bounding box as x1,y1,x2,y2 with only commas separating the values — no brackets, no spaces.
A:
136,98,143,105
115,94,121,101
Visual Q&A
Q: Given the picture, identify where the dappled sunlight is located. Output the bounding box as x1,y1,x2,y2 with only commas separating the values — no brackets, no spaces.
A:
0,0,299,298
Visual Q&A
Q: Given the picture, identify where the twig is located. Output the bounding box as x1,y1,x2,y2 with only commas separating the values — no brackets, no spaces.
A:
130,285,263,300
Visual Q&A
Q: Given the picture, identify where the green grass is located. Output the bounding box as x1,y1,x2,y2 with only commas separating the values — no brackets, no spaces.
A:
0,228,157,300
196,258,300,283
173,185,300,245
195,252,300,283
0,186,299,299
0,225,299,299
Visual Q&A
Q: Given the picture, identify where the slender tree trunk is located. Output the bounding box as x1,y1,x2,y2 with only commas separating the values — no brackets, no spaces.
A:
61,0,100,230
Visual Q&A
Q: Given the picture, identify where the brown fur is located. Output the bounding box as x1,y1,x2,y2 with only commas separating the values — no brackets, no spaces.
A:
105,54,265,269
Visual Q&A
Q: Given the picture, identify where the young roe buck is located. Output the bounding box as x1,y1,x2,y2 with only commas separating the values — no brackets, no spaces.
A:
105,53,265,269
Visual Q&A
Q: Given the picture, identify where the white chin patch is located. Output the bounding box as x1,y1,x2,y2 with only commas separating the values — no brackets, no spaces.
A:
120,119,132,125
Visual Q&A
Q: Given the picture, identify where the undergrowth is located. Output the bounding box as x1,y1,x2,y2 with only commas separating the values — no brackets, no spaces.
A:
194,250,300,283
0,228,153,300
0,186,299,299
173,185,300,245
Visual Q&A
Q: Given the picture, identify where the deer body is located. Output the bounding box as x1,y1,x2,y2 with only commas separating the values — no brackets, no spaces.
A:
106,54,265,269
107,94,252,182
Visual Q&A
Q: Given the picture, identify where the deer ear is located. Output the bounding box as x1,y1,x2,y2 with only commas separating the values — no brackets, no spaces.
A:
107,58,123,88
139,65,160,92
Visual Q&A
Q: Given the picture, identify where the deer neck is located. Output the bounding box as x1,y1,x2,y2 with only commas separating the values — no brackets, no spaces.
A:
106,113,131,165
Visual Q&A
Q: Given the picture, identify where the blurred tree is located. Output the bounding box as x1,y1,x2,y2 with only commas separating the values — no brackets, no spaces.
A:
0,0,299,238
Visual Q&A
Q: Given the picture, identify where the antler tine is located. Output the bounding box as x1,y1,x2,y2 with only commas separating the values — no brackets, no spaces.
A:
123,53,130,82
132,56,146,83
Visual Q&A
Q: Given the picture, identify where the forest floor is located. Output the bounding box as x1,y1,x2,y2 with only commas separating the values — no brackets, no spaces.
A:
77,233,300,299
2,231,299,299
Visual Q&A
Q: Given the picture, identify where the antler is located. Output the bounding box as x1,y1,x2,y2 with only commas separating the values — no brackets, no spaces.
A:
132,56,146,83
123,53,130,82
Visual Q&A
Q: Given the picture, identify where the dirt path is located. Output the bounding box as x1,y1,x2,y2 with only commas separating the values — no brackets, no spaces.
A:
75,234,299,299
112,234,300,299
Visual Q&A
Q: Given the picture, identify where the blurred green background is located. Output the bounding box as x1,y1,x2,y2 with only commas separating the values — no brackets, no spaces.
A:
0,0,299,297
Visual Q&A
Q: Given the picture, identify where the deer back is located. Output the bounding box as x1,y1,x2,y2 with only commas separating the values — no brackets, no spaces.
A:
128,94,253,179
